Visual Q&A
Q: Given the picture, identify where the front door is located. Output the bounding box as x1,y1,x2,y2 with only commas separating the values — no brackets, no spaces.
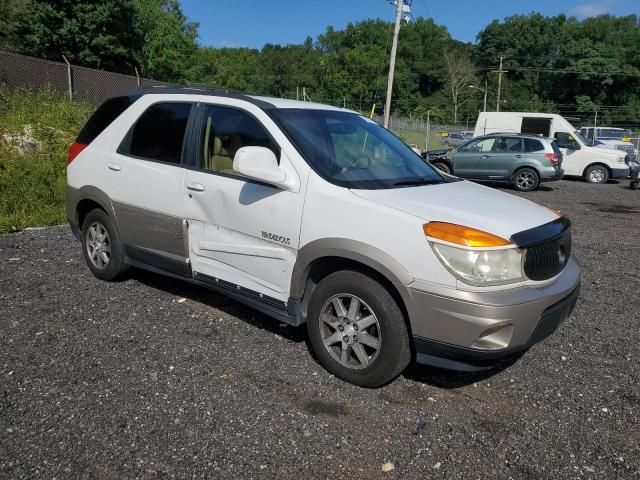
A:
453,137,497,178
183,102,305,303
554,132,582,176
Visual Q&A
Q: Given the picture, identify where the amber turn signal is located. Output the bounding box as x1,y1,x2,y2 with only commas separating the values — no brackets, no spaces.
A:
423,222,512,248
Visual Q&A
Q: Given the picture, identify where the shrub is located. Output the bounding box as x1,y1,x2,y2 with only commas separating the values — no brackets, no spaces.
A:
0,88,93,233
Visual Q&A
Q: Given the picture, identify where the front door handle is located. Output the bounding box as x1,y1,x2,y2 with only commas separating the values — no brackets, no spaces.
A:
514,154,523,158
481,155,490,159
186,182,205,192
108,163,121,171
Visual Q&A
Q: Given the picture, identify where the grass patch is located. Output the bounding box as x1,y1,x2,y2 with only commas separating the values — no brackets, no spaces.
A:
0,88,93,233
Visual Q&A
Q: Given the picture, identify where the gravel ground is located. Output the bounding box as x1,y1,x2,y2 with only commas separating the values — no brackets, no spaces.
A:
1,179,639,479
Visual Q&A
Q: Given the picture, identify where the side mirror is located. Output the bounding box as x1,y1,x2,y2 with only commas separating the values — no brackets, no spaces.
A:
233,146,287,187
570,141,581,150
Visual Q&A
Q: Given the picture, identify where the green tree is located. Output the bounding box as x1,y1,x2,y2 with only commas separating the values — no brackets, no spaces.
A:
8,0,142,73
133,0,199,82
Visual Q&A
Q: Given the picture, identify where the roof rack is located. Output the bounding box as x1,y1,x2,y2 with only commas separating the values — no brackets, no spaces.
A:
119,85,276,109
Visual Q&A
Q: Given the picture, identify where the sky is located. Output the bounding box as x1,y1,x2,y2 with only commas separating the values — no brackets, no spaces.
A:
180,0,640,49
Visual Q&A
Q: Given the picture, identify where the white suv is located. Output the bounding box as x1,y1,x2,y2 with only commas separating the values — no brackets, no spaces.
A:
66,87,581,387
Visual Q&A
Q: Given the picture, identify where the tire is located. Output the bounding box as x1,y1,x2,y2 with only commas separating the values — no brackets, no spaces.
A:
585,164,609,184
432,162,451,175
306,270,411,387
81,208,128,281
631,180,639,190
513,167,540,192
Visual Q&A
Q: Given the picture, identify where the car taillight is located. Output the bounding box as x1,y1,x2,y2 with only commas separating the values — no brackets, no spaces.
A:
545,153,560,167
67,142,87,165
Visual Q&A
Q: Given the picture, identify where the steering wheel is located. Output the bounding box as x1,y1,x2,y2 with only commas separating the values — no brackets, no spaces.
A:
339,154,370,174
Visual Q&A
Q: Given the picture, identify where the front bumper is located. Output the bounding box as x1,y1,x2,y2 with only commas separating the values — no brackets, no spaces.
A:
404,257,581,371
611,167,631,179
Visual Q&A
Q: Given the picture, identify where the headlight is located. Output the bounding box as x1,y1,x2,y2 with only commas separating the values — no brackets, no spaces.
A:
618,156,627,164
424,222,525,286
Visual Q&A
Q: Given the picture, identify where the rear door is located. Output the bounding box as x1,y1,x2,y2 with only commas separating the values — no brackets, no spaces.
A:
453,137,496,178
490,136,523,179
105,99,195,263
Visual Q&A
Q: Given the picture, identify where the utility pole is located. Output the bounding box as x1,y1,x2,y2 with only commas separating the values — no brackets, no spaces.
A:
384,0,404,129
494,56,506,112
483,78,488,112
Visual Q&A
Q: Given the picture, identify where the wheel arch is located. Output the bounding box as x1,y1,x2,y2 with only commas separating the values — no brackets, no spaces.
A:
583,162,611,178
291,239,414,328
512,165,541,178
72,186,117,228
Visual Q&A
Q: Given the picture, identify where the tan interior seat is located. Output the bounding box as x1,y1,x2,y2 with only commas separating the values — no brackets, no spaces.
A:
210,134,242,173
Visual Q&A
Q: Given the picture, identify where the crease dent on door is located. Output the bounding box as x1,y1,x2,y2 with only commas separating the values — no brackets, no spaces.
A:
189,222,296,298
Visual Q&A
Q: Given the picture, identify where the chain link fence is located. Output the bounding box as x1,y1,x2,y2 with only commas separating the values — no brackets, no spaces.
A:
0,51,170,106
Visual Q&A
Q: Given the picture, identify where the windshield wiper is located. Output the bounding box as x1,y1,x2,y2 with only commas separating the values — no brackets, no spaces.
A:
392,177,443,187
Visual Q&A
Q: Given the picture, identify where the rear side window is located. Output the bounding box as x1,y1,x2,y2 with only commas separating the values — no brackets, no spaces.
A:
125,103,192,164
494,137,522,153
524,138,544,152
77,96,139,144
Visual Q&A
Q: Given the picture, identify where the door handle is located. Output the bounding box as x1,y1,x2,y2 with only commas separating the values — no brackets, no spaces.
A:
186,182,205,192
108,163,121,171
514,154,523,158
481,155,490,159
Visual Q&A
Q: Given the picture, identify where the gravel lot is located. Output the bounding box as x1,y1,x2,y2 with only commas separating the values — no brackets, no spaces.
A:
1,179,639,479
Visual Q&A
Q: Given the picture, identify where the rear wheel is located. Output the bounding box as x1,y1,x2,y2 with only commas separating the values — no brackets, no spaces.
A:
307,270,411,387
585,165,609,184
432,162,451,175
81,209,127,281
513,168,539,192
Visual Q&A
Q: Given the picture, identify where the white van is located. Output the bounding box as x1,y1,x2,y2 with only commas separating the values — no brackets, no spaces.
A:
65,88,581,386
474,112,629,184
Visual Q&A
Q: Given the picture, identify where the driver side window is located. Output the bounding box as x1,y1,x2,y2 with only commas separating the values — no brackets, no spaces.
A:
199,105,279,174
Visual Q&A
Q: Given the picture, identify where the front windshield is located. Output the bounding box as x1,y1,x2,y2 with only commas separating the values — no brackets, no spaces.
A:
269,109,447,189
573,130,589,145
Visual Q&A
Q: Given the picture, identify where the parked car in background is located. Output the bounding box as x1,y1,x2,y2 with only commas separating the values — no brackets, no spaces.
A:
474,112,629,184
428,133,563,192
65,87,580,387
442,132,472,147
580,127,638,162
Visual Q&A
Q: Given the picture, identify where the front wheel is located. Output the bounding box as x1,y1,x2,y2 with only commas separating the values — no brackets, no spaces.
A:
631,180,639,190
585,165,609,184
306,270,411,387
513,168,540,192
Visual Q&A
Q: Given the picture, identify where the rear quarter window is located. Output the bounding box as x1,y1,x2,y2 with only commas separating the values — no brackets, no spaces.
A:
77,96,140,144
524,138,544,152
122,102,192,165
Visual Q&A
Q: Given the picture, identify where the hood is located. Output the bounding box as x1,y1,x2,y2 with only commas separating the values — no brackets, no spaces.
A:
591,145,627,158
351,180,558,241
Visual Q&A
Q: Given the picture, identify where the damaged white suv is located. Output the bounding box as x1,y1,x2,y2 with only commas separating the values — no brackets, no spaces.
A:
66,87,581,387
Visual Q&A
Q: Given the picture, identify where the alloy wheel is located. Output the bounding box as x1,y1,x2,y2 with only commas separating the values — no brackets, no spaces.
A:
319,294,381,370
516,170,535,190
86,222,111,270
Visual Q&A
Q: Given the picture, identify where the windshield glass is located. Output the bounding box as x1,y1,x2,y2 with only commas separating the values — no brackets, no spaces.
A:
573,130,589,145
597,129,626,139
269,109,446,189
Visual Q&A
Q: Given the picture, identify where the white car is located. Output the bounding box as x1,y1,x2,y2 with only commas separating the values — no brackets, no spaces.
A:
580,127,638,162
66,88,581,387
